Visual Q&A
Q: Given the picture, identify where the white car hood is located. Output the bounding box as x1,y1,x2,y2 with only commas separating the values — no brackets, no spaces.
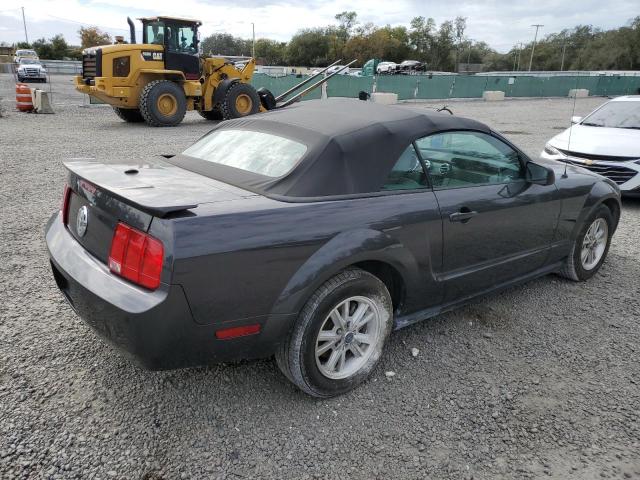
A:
549,125,640,158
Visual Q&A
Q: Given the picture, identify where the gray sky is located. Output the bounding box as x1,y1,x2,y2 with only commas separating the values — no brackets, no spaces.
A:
0,0,637,52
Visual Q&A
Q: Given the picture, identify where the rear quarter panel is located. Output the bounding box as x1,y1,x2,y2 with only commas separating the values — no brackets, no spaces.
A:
162,191,443,327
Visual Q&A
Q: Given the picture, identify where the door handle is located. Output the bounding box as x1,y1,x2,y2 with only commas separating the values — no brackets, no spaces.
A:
449,210,478,223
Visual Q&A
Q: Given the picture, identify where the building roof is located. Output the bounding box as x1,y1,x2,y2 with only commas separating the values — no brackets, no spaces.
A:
137,16,202,25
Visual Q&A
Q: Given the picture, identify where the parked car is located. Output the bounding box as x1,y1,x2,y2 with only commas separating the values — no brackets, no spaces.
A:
46,99,620,397
13,48,39,63
311,65,350,76
541,95,640,195
16,58,47,83
397,60,426,74
376,61,397,74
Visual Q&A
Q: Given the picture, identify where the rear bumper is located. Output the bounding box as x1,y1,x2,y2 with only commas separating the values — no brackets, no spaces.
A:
45,212,290,370
74,76,131,106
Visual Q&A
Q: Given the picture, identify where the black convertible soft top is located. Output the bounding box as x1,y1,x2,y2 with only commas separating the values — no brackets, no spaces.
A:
170,98,490,199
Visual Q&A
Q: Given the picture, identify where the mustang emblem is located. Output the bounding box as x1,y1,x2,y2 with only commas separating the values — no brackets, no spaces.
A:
76,206,88,237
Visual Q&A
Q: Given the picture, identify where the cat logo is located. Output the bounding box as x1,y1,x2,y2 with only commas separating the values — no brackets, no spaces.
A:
141,51,164,61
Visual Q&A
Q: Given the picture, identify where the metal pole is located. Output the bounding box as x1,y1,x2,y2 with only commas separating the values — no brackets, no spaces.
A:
528,24,543,72
251,23,255,59
560,41,567,71
513,45,518,71
516,43,522,71
278,60,356,108
274,59,342,102
21,6,29,44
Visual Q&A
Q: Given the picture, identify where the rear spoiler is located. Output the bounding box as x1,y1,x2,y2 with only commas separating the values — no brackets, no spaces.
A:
64,160,197,218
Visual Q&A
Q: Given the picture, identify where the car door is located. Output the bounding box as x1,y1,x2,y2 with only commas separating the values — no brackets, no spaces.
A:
415,130,561,303
379,144,445,313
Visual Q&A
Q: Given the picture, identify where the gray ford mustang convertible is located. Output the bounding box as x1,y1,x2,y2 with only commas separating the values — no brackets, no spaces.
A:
46,99,621,397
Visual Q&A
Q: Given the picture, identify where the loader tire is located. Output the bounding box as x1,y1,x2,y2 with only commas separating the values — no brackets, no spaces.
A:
139,80,187,127
220,82,260,120
257,87,276,110
198,108,223,121
112,107,144,123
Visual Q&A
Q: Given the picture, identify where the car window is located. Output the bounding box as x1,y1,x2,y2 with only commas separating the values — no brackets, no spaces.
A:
182,129,307,177
415,131,524,189
381,145,429,191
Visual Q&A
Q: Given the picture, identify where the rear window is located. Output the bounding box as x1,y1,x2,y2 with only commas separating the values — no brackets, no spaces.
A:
182,129,307,177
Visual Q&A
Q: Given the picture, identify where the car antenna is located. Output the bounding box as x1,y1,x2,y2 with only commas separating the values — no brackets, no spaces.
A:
563,76,580,179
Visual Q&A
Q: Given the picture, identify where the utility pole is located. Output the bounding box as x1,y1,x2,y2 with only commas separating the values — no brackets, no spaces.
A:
560,39,568,71
513,44,518,71
21,6,29,44
528,24,543,71
515,43,523,71
251,23,255,59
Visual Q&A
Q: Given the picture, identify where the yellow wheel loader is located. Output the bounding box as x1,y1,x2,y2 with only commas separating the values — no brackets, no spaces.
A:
75,16,354,127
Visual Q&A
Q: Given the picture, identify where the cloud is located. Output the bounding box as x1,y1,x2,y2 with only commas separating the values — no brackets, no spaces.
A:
0,0,636,52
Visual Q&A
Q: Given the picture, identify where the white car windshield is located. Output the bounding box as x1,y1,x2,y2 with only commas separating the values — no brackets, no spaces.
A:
182,129,307,177
582,101,640,129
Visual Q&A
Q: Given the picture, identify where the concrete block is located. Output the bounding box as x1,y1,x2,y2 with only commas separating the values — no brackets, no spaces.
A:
482,90,505,101
568,88,589,98
371,92,398,105
33,89,54,114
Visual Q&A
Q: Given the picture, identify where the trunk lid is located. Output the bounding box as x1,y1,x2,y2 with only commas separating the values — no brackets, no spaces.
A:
63,158,257,264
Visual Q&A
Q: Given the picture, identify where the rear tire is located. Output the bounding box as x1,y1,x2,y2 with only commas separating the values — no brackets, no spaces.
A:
276,268,393,397
220,82,260,120
558,205,613,282
139,80,187,127
198,108,223,121
112,107,144,123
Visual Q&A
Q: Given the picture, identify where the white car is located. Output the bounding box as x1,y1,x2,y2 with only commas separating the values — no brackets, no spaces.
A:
16,58,47,83
376,62,398,74
541,96,640,195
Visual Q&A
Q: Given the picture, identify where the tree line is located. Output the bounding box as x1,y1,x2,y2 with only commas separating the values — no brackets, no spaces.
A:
9,14,640,71
201,12,640,71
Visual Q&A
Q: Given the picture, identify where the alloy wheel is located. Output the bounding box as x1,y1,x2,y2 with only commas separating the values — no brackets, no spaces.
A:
581,217,608,270
315,296,382,380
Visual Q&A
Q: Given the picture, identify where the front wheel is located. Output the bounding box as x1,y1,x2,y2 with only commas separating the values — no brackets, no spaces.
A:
559,205,613,281
220,82,260,120
276,268,393,397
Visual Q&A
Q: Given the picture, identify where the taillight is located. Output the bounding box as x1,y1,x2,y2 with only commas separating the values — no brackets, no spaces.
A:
108,222,164,290
61,185,71,225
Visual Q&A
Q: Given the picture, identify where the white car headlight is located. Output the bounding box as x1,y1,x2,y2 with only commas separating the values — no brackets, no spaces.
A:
544,143,563,156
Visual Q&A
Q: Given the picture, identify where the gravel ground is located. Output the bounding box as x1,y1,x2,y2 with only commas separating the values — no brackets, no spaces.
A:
1,74,639,480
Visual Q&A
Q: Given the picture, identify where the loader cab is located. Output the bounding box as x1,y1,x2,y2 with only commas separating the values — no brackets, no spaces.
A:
140,16,201,80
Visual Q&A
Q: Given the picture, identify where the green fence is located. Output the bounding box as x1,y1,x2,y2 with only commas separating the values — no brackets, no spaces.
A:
251,73,640,102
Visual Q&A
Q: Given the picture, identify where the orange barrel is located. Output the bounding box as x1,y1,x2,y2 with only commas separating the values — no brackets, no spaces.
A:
16,83,34,111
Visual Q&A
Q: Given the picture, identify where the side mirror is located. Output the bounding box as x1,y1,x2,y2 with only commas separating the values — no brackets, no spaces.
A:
526,161,555,186
571,115,582,124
